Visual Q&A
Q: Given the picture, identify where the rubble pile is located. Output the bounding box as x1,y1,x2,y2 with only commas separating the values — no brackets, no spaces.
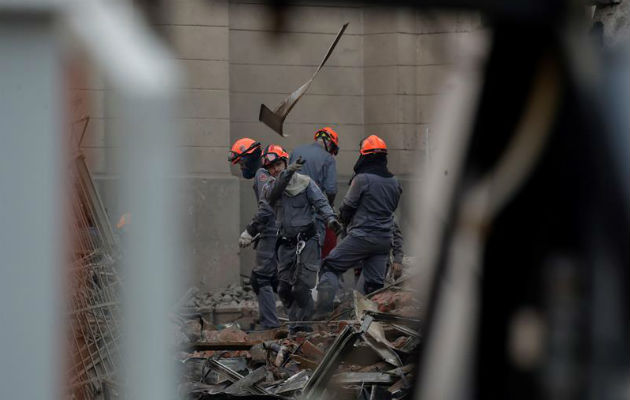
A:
174,278,422,400
180,283,259,311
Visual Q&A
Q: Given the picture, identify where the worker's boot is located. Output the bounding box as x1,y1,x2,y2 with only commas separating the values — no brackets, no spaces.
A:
312,286,335,321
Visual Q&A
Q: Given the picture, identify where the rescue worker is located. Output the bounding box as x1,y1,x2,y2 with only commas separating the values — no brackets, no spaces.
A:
289,127,339,251
314,135,402,318
228,138,279,329
262,154,343,333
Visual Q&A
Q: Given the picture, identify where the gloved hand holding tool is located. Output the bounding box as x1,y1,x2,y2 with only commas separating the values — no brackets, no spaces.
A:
287,156,305,173
239,231,259,248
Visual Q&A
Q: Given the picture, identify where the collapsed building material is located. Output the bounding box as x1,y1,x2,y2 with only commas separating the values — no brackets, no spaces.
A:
223,366,268,395
269,370,310,395
364,310,422,330
332,372,394,384
353,291,402,367
176,280,423,399
203,359,248,386
301,315,373,399
186,342,254,351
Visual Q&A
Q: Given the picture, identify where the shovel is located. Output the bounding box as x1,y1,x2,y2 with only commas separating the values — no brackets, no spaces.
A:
259,22,349,136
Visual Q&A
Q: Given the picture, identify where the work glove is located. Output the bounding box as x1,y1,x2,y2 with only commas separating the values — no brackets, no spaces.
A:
327,218,344,236
286,157,305,174
391,262,403,280
239,229,254,248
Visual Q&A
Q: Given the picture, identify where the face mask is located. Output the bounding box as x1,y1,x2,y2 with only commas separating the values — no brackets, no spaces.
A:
240,151,261,179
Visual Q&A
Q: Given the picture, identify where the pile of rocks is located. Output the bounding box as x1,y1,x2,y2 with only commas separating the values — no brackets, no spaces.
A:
182,283,258,310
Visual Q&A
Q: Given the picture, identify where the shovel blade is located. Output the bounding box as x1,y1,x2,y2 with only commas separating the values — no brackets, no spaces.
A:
259,104,286,137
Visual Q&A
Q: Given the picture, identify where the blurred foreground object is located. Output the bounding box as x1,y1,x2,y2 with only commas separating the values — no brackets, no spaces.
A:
0,1,182,399
261,1,629,399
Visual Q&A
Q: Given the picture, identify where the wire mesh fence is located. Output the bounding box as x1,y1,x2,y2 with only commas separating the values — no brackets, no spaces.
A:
67,147,121,399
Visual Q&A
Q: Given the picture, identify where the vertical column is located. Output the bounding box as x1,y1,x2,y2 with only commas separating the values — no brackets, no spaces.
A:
158,0,240,290
0,14,62,400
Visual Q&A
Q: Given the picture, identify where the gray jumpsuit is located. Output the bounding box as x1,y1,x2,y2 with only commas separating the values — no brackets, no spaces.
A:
290,142,337,246
244,167,279,329
262,171,335,331
354,218,404,293
319,172,402,297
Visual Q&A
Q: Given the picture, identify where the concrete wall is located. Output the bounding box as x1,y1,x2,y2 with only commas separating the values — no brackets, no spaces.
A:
78,1,482,290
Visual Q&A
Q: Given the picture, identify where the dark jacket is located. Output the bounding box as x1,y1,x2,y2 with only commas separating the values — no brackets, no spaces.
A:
340,172,402,239
263,172,335,238
246,168,277,237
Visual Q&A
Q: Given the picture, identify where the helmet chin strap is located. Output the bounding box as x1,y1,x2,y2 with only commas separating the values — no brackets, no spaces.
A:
322,138,334,155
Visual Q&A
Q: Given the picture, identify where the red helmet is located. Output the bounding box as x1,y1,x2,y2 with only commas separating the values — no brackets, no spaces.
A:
262,144,289,168
228,138,261,164
314,127,339,155
360,135,387,155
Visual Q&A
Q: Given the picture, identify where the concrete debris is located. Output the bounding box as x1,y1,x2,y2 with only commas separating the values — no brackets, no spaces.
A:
176,280,422,399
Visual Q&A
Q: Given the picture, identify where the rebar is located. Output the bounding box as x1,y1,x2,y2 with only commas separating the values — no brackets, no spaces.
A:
66,153,121,399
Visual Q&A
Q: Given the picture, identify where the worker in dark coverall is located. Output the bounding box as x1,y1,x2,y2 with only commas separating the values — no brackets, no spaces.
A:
289,127,339,252
314,135,402,318
262,155,343,333
229,138,280,329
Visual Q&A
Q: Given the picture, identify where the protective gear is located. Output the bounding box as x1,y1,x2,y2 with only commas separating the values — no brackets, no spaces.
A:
277,236,319,329
284,173,310,197
277,281,293,308
391,262,403,280
257,286,280,329
246,168,277,236
228,138,261,164
359,134,387,155
250,269,276,295
290,143,337,247
248,269,279,328
314,127,339,155
265,179,335,239
351,153,393,183
312,282,336,320
364,280,384,295
391,219,404,264
262,144,289,168
317,229,393,310
287,157,305,173
265,158,306,207
339,204,357,226
264,166,335,330
341,173,402,240
241,165,280,330
239,229,254,248
240,152,262,179
327,218,343,236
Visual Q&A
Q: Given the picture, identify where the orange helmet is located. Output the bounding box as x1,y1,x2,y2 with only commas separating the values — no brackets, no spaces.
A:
360,135,387,155
262,144,289,168
314,127,339,155
228,138,261,164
